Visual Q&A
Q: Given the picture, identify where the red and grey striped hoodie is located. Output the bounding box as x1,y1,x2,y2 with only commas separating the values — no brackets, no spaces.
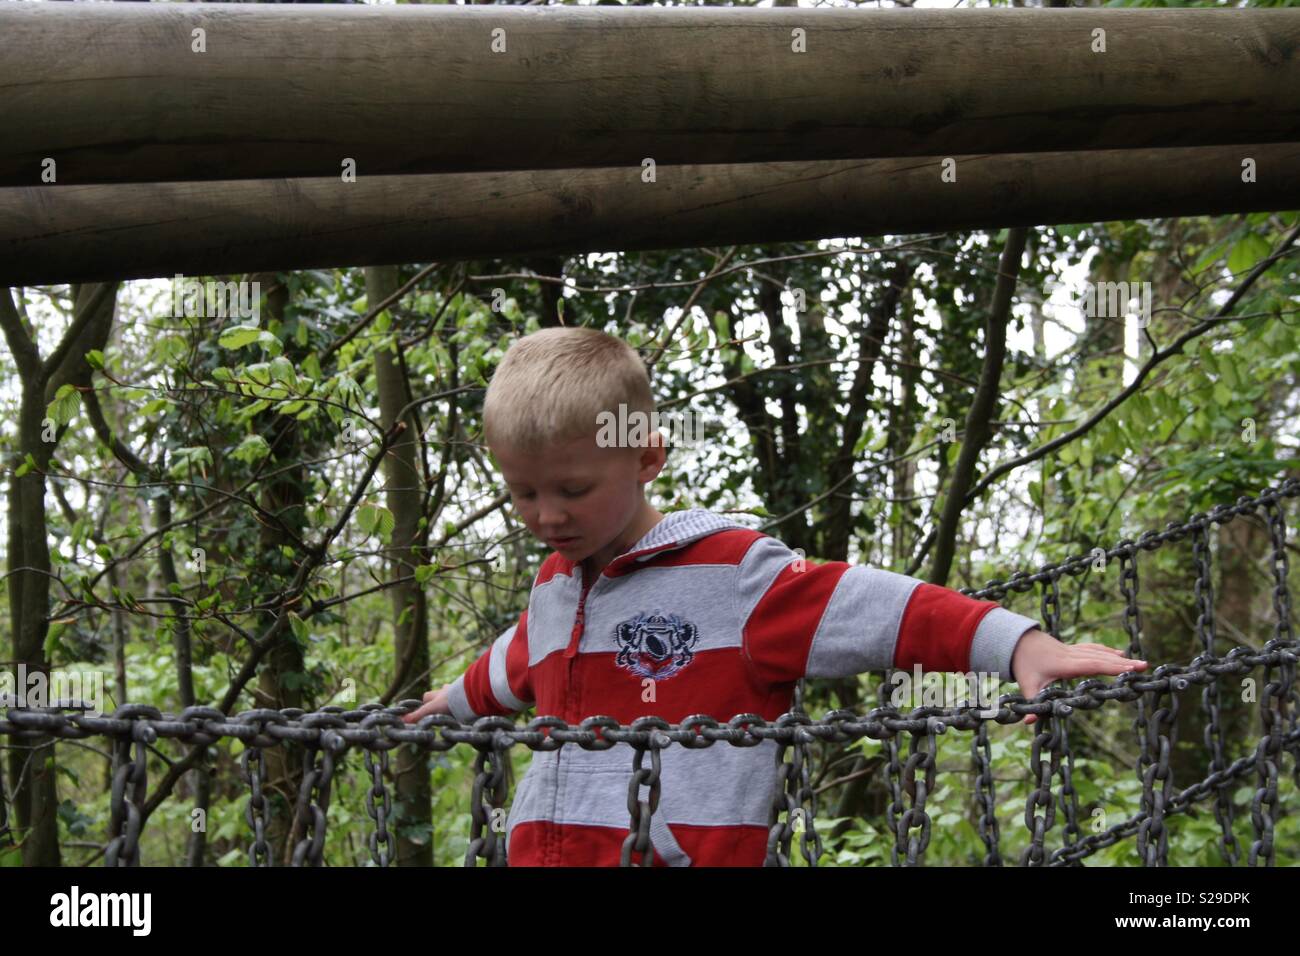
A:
446,508,1038,867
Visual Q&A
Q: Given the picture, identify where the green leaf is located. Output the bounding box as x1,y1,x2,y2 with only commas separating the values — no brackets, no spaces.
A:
269,356,296,385
231,434,271,465
84,349,104,370
357,503,395,542
1221,358,1243,391
712,311,730,345
218,324,263,350
43,622,67,659
1227,233,1272,276
45,386,80,428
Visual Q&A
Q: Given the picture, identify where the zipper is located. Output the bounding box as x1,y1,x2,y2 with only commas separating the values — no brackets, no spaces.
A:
555,535,689,865
563,540,681,662
563,572,595,660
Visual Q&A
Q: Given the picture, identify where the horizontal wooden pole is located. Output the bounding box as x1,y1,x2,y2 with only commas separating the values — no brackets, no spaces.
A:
2,144,1296,287
2,6,1298,187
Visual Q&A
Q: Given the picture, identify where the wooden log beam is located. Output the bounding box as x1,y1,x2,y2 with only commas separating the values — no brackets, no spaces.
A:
1,5,1298,187
2,144,1296,286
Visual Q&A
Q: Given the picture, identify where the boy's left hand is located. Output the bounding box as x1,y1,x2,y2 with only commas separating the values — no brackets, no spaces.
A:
1011,629,1147,726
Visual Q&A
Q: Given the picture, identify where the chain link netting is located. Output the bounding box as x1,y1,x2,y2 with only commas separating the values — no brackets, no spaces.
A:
1,477,1297,866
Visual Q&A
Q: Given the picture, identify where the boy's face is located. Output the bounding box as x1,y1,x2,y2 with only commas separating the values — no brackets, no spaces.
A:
492,430,665,563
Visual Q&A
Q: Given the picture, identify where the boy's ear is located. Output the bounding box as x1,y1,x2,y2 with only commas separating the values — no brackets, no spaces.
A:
637,432,667,479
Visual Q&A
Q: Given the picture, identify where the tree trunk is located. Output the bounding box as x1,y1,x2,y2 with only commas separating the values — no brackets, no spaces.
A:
2,281,118,865
365,265,434,866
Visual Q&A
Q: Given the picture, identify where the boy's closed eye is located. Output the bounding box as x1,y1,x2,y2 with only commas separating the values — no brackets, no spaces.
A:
512,487,590,499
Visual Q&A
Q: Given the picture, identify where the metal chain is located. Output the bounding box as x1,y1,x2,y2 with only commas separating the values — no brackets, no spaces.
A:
238,709,288,867
877,677,906,866
1039,572,1082,859
898,716,941,866
1264,497,1300,790
359,712,401,867
241,743,272,867
465,717,513,867
1051,723,1300,865
960,477,1300,603
0,652,1297,867
1136,666,1181,866
105,705,158,866
766,712,810,866
621,717,669,867
1119,543,1155,864
1249,641,1294,866
790,679,823,866
290,714,346,867
972,713,1001,866
0,479,1295,868
1021,699,1060,866
1192,518,1240,865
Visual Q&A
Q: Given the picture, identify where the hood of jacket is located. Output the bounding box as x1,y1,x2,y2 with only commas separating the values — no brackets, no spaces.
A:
548,507,751,578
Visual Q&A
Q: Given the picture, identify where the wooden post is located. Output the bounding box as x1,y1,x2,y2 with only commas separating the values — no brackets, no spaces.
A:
1,144,1295,285
1,5,1297,186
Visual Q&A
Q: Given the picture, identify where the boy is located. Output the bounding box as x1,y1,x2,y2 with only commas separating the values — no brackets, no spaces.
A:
402,326,1146,866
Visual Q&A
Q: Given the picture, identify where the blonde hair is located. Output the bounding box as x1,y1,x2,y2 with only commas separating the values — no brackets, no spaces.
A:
483,327,656,453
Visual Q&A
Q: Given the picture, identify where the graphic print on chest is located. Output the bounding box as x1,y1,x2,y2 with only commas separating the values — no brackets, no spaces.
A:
614,611,700,680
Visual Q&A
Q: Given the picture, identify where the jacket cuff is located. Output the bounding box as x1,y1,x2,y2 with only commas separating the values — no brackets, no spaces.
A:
969,608,1040,682
446,674,478,724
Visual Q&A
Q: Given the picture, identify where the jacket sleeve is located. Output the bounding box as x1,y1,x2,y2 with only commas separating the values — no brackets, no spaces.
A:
734,534,1039,687
445,609,534,722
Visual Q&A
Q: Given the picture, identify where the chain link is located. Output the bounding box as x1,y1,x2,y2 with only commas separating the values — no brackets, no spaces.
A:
465,717,513,866
619,717,669,866
105,705,158,866
1136,667,1182,866
877,678,907,866
1039,573,1082,861
359,712,401,867
1021,699,1060,866
972,713,1001,865
1192,519,1240,865
1250,640,1295,866
1264,498,1300,790
898,717,941,865
290,713,346,867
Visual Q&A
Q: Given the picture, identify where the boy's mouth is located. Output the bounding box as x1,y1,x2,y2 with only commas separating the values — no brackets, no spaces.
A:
548,536,579,547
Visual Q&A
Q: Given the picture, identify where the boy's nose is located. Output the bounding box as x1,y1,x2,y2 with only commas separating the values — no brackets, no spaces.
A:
537,501,570,529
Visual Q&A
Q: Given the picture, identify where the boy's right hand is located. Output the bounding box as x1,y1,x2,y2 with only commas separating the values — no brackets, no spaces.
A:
403,685,453,723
